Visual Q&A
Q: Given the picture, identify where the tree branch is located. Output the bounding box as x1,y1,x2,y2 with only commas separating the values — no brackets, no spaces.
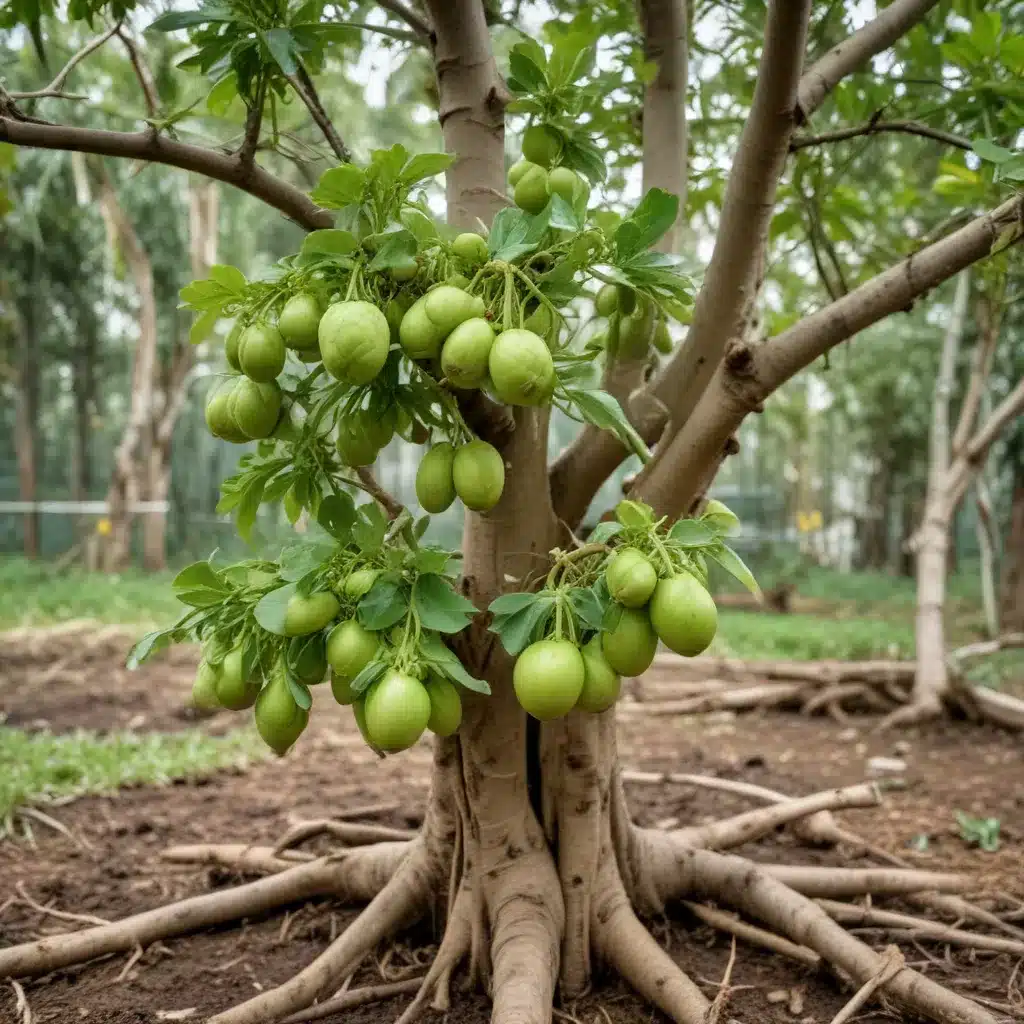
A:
796,0,941,121
116,27,159,118
961,376,1024,471
377,0,432,39
354,467,404,520
240,77,268,166
634,193,1024,517
791,119,971,152
950,291,1001,456
10,22,121,100
287,64,352,163
0,116,332,230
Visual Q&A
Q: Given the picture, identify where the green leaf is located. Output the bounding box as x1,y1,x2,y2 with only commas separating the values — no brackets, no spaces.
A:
972,138,1014,163
400,152,454,185
419,633,490,694
349,658,388,696
358,578,409,630
286,674,313,710
317,493,356,540
148,9,233,31
488,206,551,262
489,595,554,655
615,189,679,260
588,520,622,544
568,586,605,632
279,541,335,582
487,592,540,617
208,264,247,294
301,229,358,256
173,561,229,594
206,73,238,116
236,477,266,543
284,485,302,524
548,193,581,232
563,388,651,461
508,47,547,92
262,28,297,74
413,547,454,575
310,165,366,209
413,574,478,633
400,207,439,244
956,811,1001,852
367,144,408,188
126,627,175,669
615,500,654,529
706,543,760,597
353,502,389,554
189,307,220,345
667,519,716,548
367,229,418,271
254,583,296,635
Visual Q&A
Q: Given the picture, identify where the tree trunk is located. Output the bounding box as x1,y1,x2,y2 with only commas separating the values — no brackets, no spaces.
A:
1001,472,1024,632
71,301,98,545
856,457,890,570
13,292,40,558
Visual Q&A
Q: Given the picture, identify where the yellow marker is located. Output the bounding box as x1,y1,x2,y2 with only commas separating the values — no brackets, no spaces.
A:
96,517,112,536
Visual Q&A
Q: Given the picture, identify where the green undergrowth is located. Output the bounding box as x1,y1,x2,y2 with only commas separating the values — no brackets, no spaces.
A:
0,726,268,832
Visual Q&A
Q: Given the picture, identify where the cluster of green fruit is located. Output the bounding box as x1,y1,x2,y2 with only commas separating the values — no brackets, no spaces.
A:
510,551,718,723
190,569,460,756
508,125,590,215
590,283,673,358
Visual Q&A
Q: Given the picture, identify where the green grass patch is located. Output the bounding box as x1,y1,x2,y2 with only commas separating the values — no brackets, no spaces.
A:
0,557,180,630
0,726,268,830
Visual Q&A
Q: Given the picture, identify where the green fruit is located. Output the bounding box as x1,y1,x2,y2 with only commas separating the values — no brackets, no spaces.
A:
295,345,322,363
390,259,418,282
352,697,372,745
238,323,286,383
652,320,672,354
445,273,472,289
522,124,560,168
363,670,431,752
514,164,549,214
326,619,380,687
230,378,282,440
601,607,658,676
337,426,380,468
425,675,462,736
547,166,579,204
648,573,718,657
385,294,414,345
508,158,536,187
576,636,621,713
605,547,658,609
192,659,222,709
278,292,323,350
701,499,740,536
255,671,308,755
452,232,489,264
343,569,380,600
617,287,637,316
440,317,495,389
619,301,656,359
330,673,358,706
292,635,328,686
416,442,458,513
513,639,585,721
399,296,448,360
424,286,486,336
205,378,248,443
283,591,341,637
319,301,390,385
361,406,398,451
215,647,260,710
453,439,505,512
225,322,243,370
595,285,619,317
488,329,555,406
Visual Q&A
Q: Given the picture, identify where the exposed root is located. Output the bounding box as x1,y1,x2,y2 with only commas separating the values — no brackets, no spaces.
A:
682,901,822,968
15,882,111,927
909,893,1024,942
704,937,737,1024
162,844,317,872
621,681,802,716
279,978,423,1024
758,863,969,898
208,844,436,1024
876,697,944,732
272,821,416,855
827,944,905,1024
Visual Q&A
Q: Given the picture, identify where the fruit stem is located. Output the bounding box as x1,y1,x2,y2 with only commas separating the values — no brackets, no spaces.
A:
344,265,361,301
650,533,675,577
502,265,515,332
509,265,566,329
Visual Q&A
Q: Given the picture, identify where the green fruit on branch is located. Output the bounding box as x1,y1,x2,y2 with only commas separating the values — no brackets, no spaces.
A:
363,669,432,752
192,659,222,709
336,426,380,468
513,164,549,214
416,442,458,513
648,572,718,657
652,320,672,354
352,696,372,745
385,294,414,345
214,646,260,710
488,329,555,406
604,547,658,609
424,285,486,336
440,317,495,389
425,675,463,736
619,299,656,359
342,569,380,600
255,670,308,755
361,405,399,451
319,300,391,385
702,499,740,535
225,322,243,371
595,285,619,317
547,166,580,204
205,378,248,443
601,607,658,676
452,232,489,264
522,124,560,168
238,322,286,383
513,639,585,720
389,259,418,283
278,292,323,350
292,635,328,686
399,295,448,360
444,273,472,289
326,619,380,689
453,439,505,512
229,378,282,440
507,158,536,187
283,591,340,637
576,636,621,713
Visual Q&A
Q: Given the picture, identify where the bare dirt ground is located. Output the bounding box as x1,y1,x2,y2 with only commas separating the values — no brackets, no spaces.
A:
2,630,1023,1023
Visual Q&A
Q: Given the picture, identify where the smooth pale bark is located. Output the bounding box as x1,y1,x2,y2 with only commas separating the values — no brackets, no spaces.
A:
974,476,999,638
6,281,40,557
1001,473,1024,632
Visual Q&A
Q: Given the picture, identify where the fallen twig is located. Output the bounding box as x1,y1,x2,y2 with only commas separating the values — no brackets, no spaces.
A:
279,977,422,1023
827,944,905,1024
16,882,110,927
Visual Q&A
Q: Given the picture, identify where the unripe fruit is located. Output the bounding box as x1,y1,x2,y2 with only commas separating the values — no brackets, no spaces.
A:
239,323,286,383
488,329,555,406
336,427,380,468
507,158,536,187
225,322,243,370
652,320,672,354
619,301,656,359
278,292,323,350
452,232,489,264
362,406,398,451
283,591,341,637
440,317,495,389
416,442,458,513
399,296,447,360
385,294,414,345
595,285,619,317
352,697,372,745
617,287,637,316
327,618,379,679
576,636,621,713
513,639,585,720
605,547,658,608
601,607,658,677
230,378,282,440
647,573,718,657
192,659,222,709
424,286,486,337
547,166,579,204
205,378,248,443
215,647,260,710
364,670,432,752
444,273,472,289
453,440,505,512
343,569,380,600
319,301,390,385
255,671,308,755
514,164,549,214
425,675,462,736
522,124,560,168
292,636,328,686
390,259,418,282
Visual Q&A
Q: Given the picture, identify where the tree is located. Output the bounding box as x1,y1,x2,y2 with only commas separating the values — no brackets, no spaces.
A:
3,3,1024,1024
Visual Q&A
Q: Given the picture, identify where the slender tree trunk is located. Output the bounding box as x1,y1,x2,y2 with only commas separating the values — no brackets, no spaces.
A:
974,478,998,638
856,457,891,570
1001,471,1024,632
71,303,98,544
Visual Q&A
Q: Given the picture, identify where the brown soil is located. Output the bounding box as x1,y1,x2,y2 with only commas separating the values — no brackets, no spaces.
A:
2,630,1023,1023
